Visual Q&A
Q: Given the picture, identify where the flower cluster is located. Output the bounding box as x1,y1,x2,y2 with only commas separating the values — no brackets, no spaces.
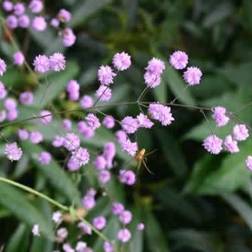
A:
2,0,76,47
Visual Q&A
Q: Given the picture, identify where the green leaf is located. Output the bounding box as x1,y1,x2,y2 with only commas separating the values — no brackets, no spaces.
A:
6,224,30,252
222,193,252,230
71,0,112,27
0,182,54,238
22,142,81,204
164,65,195,105
144,210,169,252
33,61,79,108
185,141,252,195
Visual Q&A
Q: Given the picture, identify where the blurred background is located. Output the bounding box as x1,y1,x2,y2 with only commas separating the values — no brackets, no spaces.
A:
2,0,252,251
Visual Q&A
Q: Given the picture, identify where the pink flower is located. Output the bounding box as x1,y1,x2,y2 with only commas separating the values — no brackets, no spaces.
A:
80,95,93,109
85,113,100,130
212,106,229,127
38,151,52,165
0,58,7,76
96,85,112,101
66,80,80,101
169,50,188,70
62,28,76,47
63,133,80,151
246,156,252,171
33,55,50,73
19,91,33,105
119,210,132,224
39,110,53,125
144,58,165,88
32,16,47,31
223,135,239,153
18,15,30,28
98,65,116,86
203,135,223,154
112,52,131,71
49,53,66,72
57,9,72,23
103,115,115,129
0,82,7,99
4,142,23,161
183,66,202,86
148,103,174,126
117,228,131,243
121,116,139,134
32,224,40,236
92,216,106,230
6,15,18,29
29,0,43,13
13,51,25,66
121,139,138,156
232,124,249,141
137,113,153,128
119,170,136,185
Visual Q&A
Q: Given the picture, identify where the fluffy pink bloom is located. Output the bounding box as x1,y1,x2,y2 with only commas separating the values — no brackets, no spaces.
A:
30,131,43,144
57,9,72,23
117,228,131,243
77,121,95,139
169,50,188,70
38,151,52,165
144,58,165,88
183,66,202,86
66,80,80,101
62,28,76,47
80,95,93,109
13,51,25,66
4,98,17,110
19,91,33,105
32,16,47,31
57,228,68,243
121,139,138,156
112,202,124,215
39,110,52,125
246,156,252,171
94,155,107,170
98,170,111,184
102,115,115,129
49,53,66,72
98,65,116,86
0,82,7,99
203,135,223,154
137,223,145,231
119,210,132,224
92,216,106,230
71,147,90,166
96,85,112,101
0,58,7,76
13,3,25,16
62,119,72,131
18,129,29,140
4,142,23,161
18,15,30,28
148,103,174,126
29,0,43,13
85,113,100,130
232,124,249,141
137,113,153,128
212,106,229,127
103,241,114,252
33,55,50,73
121,116,139,134
113,52,131,71
63,133,80,151
119,170,136,185
223,135,239,153
2,1,13,12
7,109,18,121
6,15,18,29
52,135,64,147
32,224,40,236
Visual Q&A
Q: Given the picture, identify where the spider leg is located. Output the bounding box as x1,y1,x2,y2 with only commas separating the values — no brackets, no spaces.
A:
145,149,158,157
143,159,154,175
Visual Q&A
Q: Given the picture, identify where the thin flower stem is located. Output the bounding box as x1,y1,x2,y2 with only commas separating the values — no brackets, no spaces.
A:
137,86,149,102
0,176,69,211
0,177,111,242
